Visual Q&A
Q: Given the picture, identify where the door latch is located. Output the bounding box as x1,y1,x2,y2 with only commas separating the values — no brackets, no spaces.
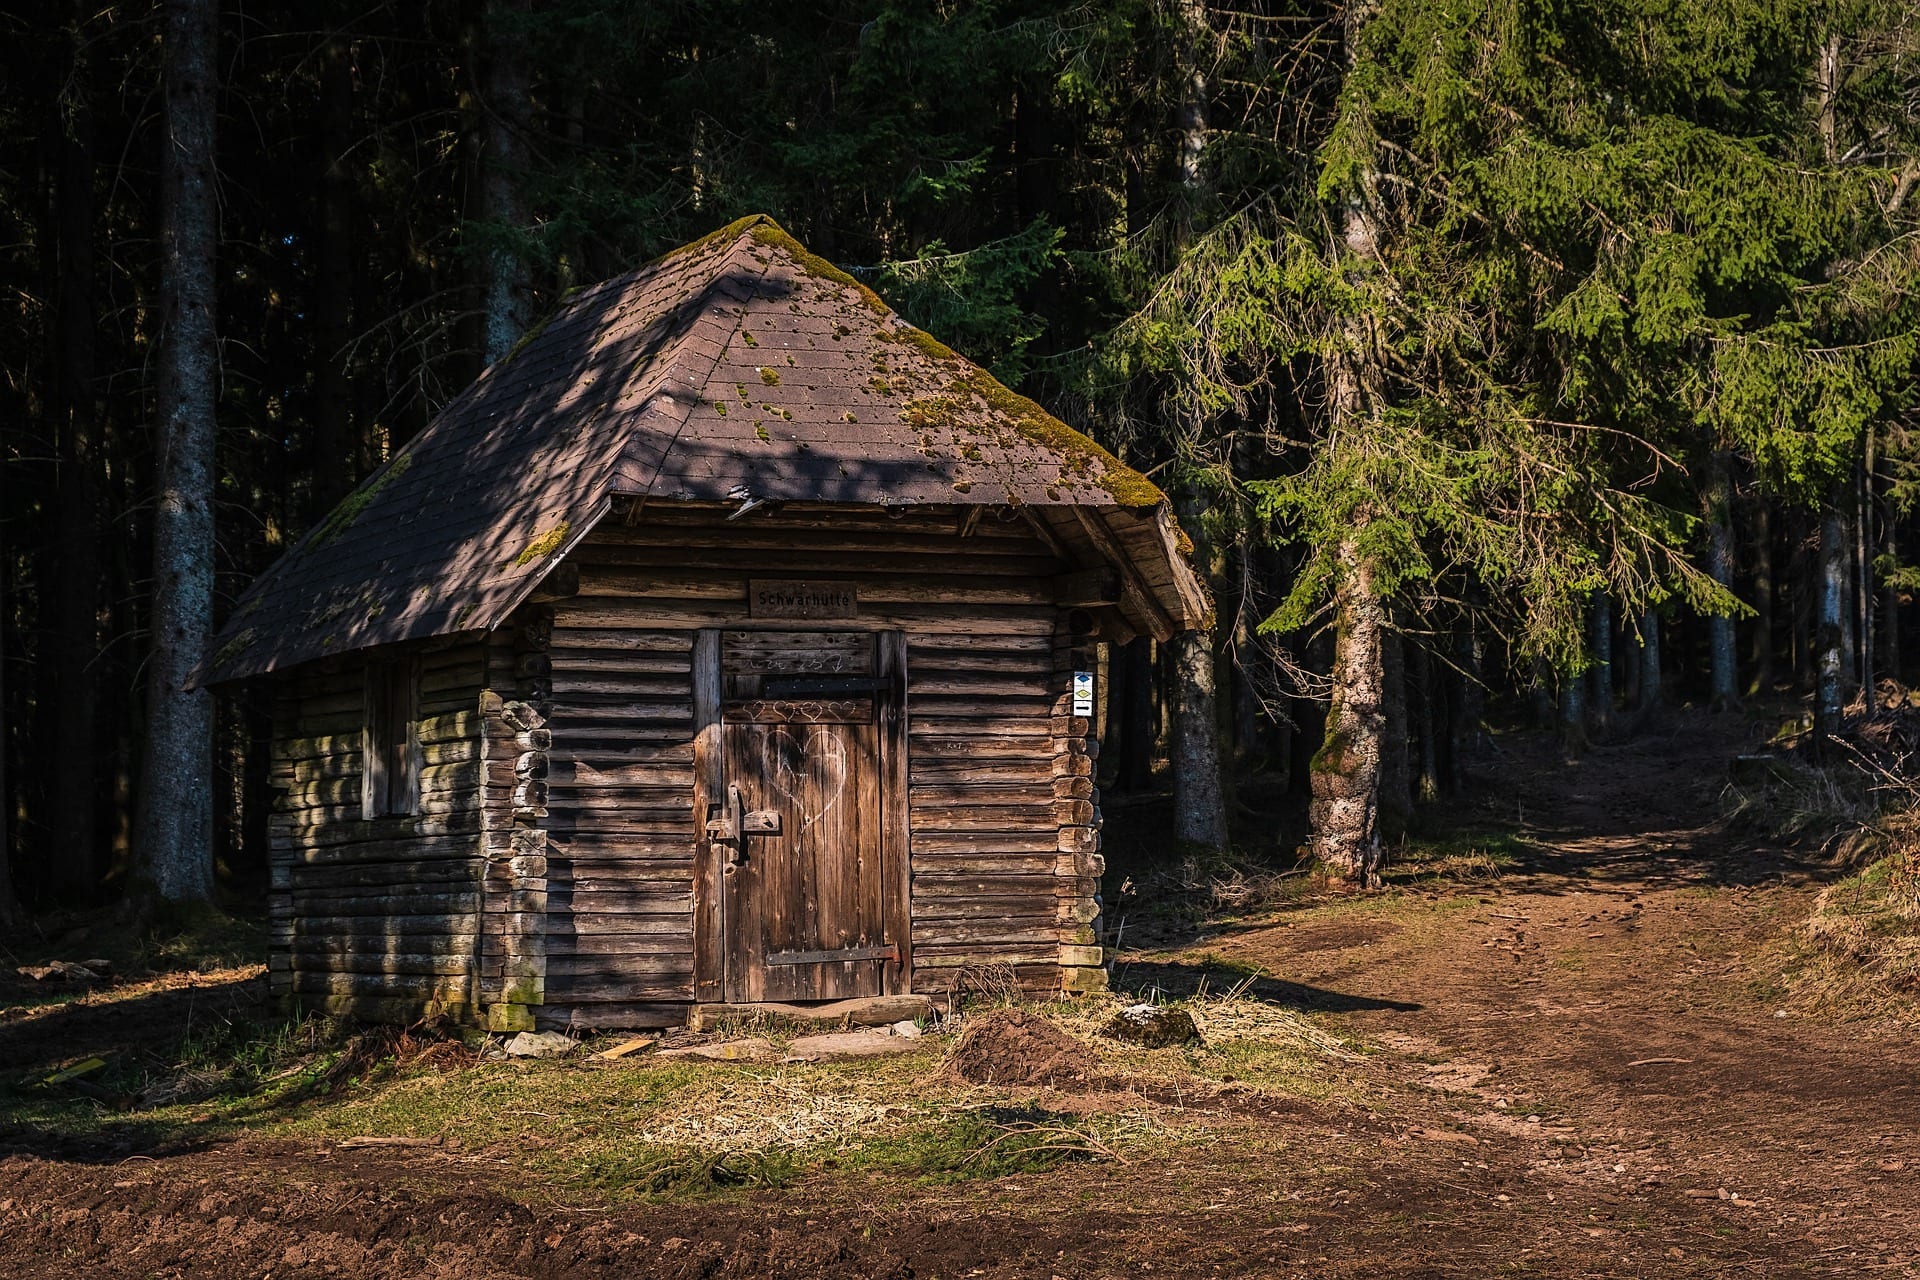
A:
706,783,781,868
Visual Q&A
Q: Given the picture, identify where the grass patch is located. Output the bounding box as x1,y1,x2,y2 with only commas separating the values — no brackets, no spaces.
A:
844,1105,1112,1185
1384,829,1527,888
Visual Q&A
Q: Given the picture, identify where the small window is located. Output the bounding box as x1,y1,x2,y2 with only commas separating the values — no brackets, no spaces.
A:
362,656,420,818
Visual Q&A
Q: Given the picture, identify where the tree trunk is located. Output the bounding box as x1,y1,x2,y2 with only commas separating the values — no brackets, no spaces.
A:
0,560,15,928
1705,450,1739,708
1311,535,1385,886
134,0,220,904
1378,628,1411,835
1815,498,1848,754
1164,3,1229,852
1171,497,1228,849
1448,620,1484,789
1558,665,1587,752
1856,459,1874,703
1589,595,1614,735
1638,608,1663,711
311,30,357,514
49,5,102,900
1171,623,1229,849
1118,639,1154,792
1409,640,1438,803
1308,0,1390,883
1749,493,1775,694
1882,498,1900,685
478,0,534,366
1791,521,1812,691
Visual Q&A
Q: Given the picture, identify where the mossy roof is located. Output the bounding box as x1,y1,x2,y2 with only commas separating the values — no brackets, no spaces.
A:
199,216,1201,684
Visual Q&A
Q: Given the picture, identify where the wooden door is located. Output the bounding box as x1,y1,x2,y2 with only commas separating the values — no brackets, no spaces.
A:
696,630,909,1003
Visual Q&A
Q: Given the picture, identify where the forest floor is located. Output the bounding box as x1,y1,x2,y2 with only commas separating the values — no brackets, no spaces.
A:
3,710,1918,1278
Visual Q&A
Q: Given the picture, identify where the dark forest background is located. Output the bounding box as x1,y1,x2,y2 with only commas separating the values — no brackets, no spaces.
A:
4,0,1918,914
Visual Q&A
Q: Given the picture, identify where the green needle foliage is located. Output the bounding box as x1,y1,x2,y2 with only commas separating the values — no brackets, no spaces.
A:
1098,0,1920,671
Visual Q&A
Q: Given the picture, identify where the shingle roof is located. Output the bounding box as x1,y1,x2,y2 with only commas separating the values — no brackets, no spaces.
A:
200,216,1204,685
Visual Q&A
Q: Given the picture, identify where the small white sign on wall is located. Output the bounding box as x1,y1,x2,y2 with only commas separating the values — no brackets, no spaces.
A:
1071,670,1095,717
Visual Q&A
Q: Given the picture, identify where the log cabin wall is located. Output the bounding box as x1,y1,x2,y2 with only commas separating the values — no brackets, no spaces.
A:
516,501,1108,1030
266,638,492,1022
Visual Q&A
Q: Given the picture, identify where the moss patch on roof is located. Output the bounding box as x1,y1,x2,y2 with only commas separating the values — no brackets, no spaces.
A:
210,626,259,671
648,213,769,269
311,451,413,546
748,221,893,318
511,520,572,567
905,368,1165,509
874,321,960,364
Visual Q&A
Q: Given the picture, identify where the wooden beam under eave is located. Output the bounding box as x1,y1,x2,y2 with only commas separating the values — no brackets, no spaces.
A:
1068,506,1177,642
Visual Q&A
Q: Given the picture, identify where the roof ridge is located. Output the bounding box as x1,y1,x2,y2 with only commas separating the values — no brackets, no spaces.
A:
611,228,776,501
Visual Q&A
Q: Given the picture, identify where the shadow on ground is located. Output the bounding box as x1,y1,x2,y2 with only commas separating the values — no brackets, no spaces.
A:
1111,960,1422,1012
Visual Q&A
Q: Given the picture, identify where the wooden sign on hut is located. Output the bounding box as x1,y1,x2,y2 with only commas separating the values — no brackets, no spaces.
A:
198,216,1207,1031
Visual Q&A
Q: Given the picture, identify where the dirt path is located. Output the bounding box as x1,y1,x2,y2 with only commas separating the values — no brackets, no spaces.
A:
4,715,1917,1278
1203,715,1920,1276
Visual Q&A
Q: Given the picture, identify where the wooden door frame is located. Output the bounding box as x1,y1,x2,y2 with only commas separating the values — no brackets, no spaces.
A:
690,627,911,1002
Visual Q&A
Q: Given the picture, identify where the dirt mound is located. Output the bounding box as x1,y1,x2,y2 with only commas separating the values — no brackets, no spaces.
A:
947,1010,1095,1088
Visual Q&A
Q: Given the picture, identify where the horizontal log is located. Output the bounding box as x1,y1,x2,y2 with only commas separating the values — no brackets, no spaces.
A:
910,831,1060,856
908,803,1082,830
557,598,1059,637
909,964,1064,993
295,994,474,1023
279,860,481,891
912,874,1094,899
542,946,695,973
533,1002,691,1030
910,852,1076,876
911,895,1101,925
549,675,689,699
541,627,693,652
486,908,692,935
907,758,1059,783
284,950,478,977
546,761,695,789
291,913,480,937
290,972,474,999
272,811,483,852
581,543,1059,578
912,919,1060,947
542,975,695,1003
908,944,1065,966
284,890,481,917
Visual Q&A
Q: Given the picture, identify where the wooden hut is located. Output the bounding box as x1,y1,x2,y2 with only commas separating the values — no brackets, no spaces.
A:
199,216,1207,1031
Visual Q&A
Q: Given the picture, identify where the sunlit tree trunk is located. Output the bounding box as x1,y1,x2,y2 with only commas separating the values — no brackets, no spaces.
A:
135,0,220,903
1312,536,1385,884
1308,0,1392,884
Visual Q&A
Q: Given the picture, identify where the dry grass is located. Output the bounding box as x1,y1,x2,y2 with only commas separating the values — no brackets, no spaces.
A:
1800,849,1920,996
631,1068,928,1155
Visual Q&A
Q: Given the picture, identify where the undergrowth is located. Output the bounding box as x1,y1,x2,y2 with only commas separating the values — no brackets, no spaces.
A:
1724,699,1920,1016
